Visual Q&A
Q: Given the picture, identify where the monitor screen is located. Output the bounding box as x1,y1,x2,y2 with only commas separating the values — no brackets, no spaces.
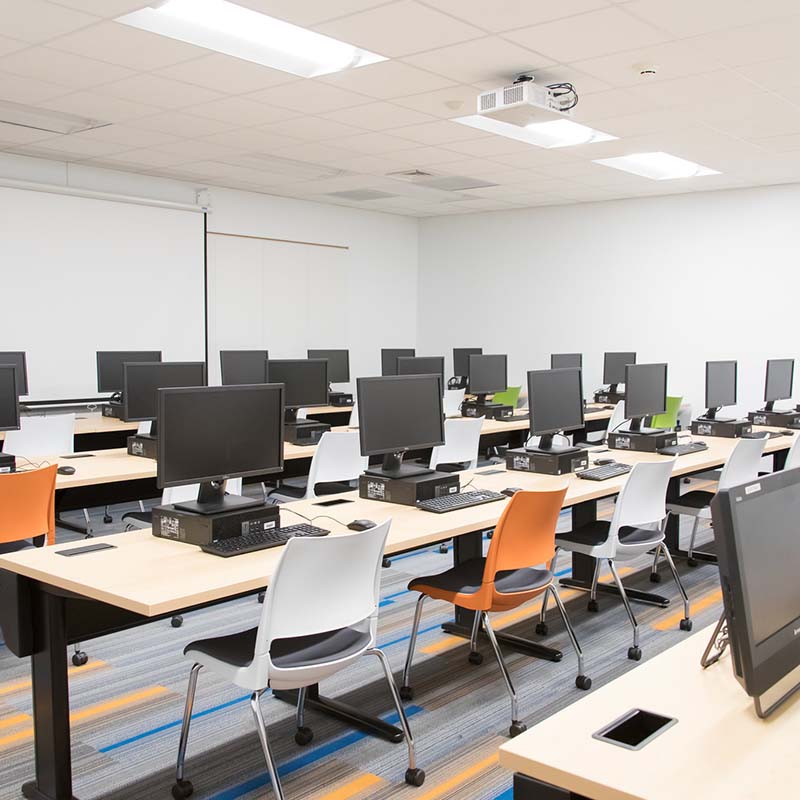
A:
97,351,162,393
220,350,269,385
551,353,582,370
307,349,350,383
706,360,737,409
528,368,585,436
266,359,328,409
625,363,667,419
453,347,482,377
397,356,445,382
357,374,445,456
123,362,206,422
468,354,507,395
0,365,19,432
381,348,415,376
765,359,794,403
604,352,636,385
0,352,27,397
158,384,284,488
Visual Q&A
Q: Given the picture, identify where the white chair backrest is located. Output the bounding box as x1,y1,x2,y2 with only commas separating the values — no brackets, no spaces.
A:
443,389,465,417
609,459,675,543
296,408,309,421
785,436,800,470
256,520,391,654
718,436,766,490
137,421,151,435
430,417,483,470
5,414,75,456
162,478,243,506
348,402,359,428
677,403,692,431
606,401,627,437
305,431,367,499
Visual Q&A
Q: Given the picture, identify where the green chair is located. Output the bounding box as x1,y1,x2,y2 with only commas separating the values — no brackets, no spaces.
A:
493,385,522,408
649,395,683,430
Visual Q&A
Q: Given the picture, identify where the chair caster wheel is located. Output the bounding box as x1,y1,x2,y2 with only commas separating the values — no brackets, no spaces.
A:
468,651,483,665
649,572,661,583
399,685,414,701
258,591,265,604
680,618,693,632
535,622,548,636
71,651,88,667
438,543,448,554
576,675,592,691
103,515,112,524
509,722,527,738
382,557,392,568
628,646,642,661
687,558,698,567
587,599,599,613
294,726,313,746
405,768,425,787
171,616,183,628
486,531,493,540
172,779,193,799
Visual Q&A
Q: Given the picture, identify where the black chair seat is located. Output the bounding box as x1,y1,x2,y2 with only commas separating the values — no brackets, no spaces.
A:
121,510,152,526
0,539,34,555
669,490,714,510
558,521,662,548
271,481,355,500
409,557,551,596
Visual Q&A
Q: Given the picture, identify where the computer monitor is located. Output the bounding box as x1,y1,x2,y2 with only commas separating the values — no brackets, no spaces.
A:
453,347,482,377
220,350,269,385
307,349,350,384
468,354,507,401
551,353,582,370
604,352,636,389
122,362,206,432
381,348,415,376
624,363,667,433
265,359,328,421
0,365,20,432
705,360,737,420
0,352,27,397
712,467,800,718
527,368,584,453
357,374,445,479
97,351,162,394
158,384,284,515
397,356,445,383
764,358,794,412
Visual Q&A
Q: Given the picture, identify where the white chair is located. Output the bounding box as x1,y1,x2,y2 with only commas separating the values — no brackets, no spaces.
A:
4,413,75,456
663,435,767,566
348,402,359,428
271,431,367,502
429,417,483,471
583,401,627,445
785,435,800,470
172,520,423,800
544,459,690,661
296,408,309,421
443,389,465,417
677,403,692,431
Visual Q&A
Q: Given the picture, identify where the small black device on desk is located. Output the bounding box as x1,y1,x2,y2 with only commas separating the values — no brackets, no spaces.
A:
57,465,76,475
743,431,781,440
658,442,708,456
347,519,376,531
417,489,505,513
577,462,632,481
497,414,529,423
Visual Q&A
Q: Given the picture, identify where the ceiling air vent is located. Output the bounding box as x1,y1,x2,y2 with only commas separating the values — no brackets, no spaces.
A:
326,189,398,201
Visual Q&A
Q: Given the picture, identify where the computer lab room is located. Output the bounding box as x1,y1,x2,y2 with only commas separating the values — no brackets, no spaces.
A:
1,2,799,800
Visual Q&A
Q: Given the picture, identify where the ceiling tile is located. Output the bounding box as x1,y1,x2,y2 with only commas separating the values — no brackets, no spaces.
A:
157,53,297,95
247,81,373,114
383,144,469,165
185,96,300,127
503,7,669,63
391,119,490,145
442,135,539,158
320,60,456,99
232,0,390,27
46,1,153,15
270,141,359,166
392,84,484,119
61,123,180,148
100,147,190,168
96,73,224,110
0,121,60,144
0,71,72,104
333,131,421,155
199,127,298,151
32,133,131,158
130,111,238,138
0,35,30,57
327,153,418,174
0,0,99,44
40,89,160,122
321,101,436,131
259,115,365,142
623,70,757,112
313,1,485,58
689,18,800,67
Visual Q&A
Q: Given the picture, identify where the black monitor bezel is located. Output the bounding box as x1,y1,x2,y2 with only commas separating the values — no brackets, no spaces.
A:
705,360,738,409
265,358,329,410
468,354,508,395
528,367,585,437
624,362,668,420
0,352,27,397
381,348,416,376
764,358,794,403
396,356,445,382
0,364,20,432
603,351,637,385
219,350,269,386
307,349,350,383
453,347,483,377
122,361,207,422
550,353,582,370
96,350,163,393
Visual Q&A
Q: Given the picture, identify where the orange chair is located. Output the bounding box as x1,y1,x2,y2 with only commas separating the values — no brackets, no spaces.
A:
399,487,590,738
0,464,57,550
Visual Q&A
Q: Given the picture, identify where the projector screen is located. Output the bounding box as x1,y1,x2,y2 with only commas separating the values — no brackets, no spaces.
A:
0,187,206,401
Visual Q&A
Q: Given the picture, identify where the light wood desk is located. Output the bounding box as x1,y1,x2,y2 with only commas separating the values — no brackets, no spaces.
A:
499,625,799,799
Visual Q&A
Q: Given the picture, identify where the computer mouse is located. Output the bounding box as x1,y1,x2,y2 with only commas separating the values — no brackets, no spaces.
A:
594,458,615,466
695,441,707,446
347,519,377,531
501,487,522,497
781,430,795,436
57,465,76,475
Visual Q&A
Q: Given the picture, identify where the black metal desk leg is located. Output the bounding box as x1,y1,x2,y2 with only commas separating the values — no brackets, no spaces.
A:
513,773,593,799
22,591,79,800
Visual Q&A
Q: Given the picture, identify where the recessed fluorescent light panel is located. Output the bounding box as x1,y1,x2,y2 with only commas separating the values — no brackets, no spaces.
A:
453,115,616,149
117,0,387,78
0,100,109,135
593,152,720,180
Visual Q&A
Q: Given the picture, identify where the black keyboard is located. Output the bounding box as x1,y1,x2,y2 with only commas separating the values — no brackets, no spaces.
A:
577,463,632,481
497,414,529,422
658,442,709,456
201,524,329,557
417,490,506,513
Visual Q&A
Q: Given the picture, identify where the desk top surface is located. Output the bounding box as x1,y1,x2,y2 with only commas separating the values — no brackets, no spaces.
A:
0,427,792,617
499,625,800,800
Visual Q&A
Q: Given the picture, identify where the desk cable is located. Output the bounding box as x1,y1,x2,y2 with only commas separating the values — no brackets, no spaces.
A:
279,505,349,529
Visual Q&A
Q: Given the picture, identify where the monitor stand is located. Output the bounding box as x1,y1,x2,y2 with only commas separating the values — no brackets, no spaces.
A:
173,480,262,515
364,451,433,479
525,433,580,455
698,408,735,423
628,418,660,436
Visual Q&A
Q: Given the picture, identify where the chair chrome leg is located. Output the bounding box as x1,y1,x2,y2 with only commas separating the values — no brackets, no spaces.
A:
175,663,202,784
82,508,93,538
482,612,526,736
539,548,560,624
550,586,591,689
608,560,641,659
251,690,285,800
590,559,601,600
296,687,306,729
401,595,425,699
538,586,550,625
659,544,692,630
687,516,700,562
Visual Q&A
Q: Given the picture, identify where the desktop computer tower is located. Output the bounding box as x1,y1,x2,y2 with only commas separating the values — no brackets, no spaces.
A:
127,434,157,459
102,402,123,418
747,410,800,427
691,419,752,438
506,447,588,476
328,392,353,407
608,430,677,453
285,421,330,446
358,471,459,506
462,401,513,420
152,502,280,546
594,389,625,405
0,453,16,473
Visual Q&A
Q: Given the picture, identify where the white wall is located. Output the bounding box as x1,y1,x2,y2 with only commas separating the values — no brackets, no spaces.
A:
417,184,800,417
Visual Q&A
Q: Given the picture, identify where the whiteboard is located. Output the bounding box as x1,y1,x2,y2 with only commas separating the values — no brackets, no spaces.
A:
0,187,206,400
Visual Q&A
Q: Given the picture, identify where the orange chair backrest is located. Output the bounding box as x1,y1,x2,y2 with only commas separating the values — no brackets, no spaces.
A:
0,464,57,546
483,486,567,581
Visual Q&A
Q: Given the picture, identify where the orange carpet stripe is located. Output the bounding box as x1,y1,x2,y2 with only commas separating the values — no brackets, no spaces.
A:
319,773,384,799
652,589,723,631
0,713,31,731
415,753,499,800
0,659,108,697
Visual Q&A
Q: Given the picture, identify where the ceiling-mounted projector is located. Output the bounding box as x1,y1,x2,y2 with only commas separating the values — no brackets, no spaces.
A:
477,80,574,126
